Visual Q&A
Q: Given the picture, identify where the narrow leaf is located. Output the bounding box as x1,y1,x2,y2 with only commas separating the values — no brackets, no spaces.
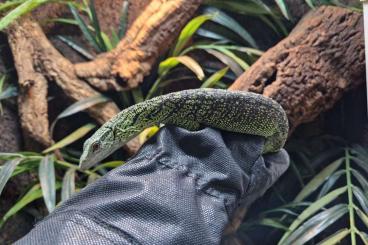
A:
0,152,24,160
43,123,96,153
201,67,229,88
351,168,368,195
0,0,48,30
101,32,113,51
57,95,110,119
352,186,368,214
257,218,289,230
87,173,100,185
61,168,76,202
0,0,25,12
317,228,350,245
214,47,249,70
294,158,343,202
39,154,56,213
57,35,95,60
0,158,22,196
356,207,368,228
0,85,18,100
317,169,345,199
69,3,100,51
89,0,106,51
204,7,258,48
172,14,213,56
159,56,205,80
50,95,109,135
280,186,347,243
0,184,42,227
275,0,291,20
205,49,243,76
305,0,316,9
204,0,270,15
0,183,61,228
280,204,348,245
92,161,125,172
118,0,129,38
196,28,232,42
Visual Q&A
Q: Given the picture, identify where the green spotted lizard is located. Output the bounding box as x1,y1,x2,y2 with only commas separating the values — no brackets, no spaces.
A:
79,88,289,170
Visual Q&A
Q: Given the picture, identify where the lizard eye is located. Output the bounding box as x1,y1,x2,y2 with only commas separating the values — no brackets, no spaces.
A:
91,142,100,153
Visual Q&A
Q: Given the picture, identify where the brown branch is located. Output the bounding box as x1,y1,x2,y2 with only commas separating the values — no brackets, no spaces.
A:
7,24,51,146
6,17,121,145
229,6,364,131
75,0,204,89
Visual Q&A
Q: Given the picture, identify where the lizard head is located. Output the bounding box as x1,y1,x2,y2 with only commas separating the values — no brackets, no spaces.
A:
79,123,120,170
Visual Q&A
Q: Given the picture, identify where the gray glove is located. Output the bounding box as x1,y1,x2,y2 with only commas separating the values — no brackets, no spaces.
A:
15,126,289,245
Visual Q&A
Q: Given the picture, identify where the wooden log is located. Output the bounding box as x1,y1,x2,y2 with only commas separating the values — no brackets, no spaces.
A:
229,6,364,131
75,0,204,89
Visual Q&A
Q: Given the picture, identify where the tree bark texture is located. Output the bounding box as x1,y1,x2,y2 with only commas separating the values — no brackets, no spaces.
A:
5,0,203,146
229,6,364,132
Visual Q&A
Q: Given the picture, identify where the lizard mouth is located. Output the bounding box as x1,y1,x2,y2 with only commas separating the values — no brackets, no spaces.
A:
79,152,98,171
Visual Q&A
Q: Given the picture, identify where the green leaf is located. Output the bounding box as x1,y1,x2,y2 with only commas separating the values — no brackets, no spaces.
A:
317,169,345,198
43,123,96,154
172,14,213,56
351,169,368,195
0,158,22,196
212,47,249,70
196,28,232,42
280,204,348,245
69,3,100,51
262,207,298,217
89,0,106,51
92,161,125,172
39,154,56,213
352,186,368,214
0,184,42,227
57,95,110,119
0,75,4,94
274,0,291,20
0,152,24,160
201,67,229,88
317,228,350,245
159,56,205,80
118,0,129,38
57,35,95,60
61,168,76,202
355,207,368,228
50,95,109,135
0,0,25,12
205,49,243,76
257,218,289,230
204,7,258,48
357,231,368,245
87,173,100,185
351,156,368,176
101,32,113,51
0,182,61,228
50,17,79,26
294,158,343,202
0,85,18,101
280,187,347,244
0,0,48,30
305,0,316,9
205,0,270,15
131,87,144,104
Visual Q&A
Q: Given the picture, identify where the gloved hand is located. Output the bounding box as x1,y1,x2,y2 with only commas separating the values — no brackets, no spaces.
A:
15,126,289,245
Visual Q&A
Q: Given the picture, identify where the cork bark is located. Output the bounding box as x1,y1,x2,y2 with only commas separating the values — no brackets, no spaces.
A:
229,6,364,131
75,0,204,89
4,0,203,146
